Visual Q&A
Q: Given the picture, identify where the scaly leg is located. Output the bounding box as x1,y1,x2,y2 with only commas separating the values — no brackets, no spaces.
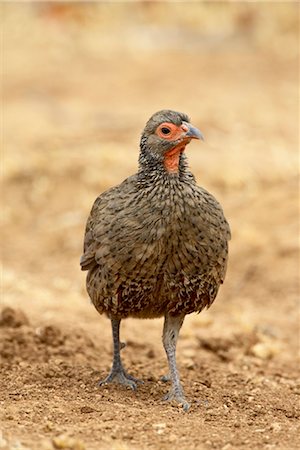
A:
162,313,190,411
99,318,143,390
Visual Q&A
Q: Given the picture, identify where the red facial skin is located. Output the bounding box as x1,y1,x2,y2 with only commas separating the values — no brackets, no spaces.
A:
156,122,191,173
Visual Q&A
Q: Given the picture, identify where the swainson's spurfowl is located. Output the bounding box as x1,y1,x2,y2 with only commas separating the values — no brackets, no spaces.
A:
80,110,230,410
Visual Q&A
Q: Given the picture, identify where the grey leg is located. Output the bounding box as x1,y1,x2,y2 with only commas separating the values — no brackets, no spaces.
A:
162,313,190,411
99,318,143,390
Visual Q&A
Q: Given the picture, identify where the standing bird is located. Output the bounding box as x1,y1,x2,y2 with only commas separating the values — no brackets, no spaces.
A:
80,110,230,411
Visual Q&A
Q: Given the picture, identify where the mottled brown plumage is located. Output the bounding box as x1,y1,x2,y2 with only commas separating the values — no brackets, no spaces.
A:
80,110,230,410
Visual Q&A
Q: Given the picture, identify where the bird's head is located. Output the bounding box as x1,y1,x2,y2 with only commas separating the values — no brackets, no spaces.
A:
140,110,204,174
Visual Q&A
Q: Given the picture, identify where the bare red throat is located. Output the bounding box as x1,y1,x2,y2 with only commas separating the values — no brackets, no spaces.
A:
164,144,186,173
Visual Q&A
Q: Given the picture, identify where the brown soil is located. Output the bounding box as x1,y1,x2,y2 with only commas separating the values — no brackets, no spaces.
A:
1,4,299,450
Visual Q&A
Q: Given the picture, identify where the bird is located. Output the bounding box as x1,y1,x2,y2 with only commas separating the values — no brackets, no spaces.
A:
80,110,230,411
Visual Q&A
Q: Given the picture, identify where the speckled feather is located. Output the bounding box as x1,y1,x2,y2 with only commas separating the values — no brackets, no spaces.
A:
80,111,230,319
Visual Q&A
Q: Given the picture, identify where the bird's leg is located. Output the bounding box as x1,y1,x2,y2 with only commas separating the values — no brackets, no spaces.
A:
99,318,143,390
162,313,190,411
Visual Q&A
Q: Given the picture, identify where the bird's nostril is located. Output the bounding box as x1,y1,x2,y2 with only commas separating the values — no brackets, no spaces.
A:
181,124,189,132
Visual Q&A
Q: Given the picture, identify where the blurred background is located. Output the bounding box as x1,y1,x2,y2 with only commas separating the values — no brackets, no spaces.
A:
2,2,299,357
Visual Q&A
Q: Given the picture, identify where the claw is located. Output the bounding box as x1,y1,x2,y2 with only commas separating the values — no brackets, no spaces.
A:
182,401,191,412
163,389,190,411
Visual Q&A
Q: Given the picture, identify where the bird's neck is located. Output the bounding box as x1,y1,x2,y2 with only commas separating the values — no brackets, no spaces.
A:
138,139,194,184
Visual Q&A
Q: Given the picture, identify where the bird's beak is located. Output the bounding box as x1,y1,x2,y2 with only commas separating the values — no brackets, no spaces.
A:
183,122,204,141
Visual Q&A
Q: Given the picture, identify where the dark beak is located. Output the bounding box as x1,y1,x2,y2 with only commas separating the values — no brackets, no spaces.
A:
183,121,204,141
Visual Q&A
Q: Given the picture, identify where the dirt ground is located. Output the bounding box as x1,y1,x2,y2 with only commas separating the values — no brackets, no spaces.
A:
1,3,299,450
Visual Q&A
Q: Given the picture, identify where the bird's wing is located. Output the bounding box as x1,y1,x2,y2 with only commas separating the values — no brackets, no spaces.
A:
80,176,137,271
196,186,231,242
80,194,107,271
191,186,231,285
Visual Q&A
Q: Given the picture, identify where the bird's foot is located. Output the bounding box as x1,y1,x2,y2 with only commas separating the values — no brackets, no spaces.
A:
99,367,143,391
163,389,190,412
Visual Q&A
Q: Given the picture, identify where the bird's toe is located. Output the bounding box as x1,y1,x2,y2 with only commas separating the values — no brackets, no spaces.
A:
98,373,116,387
163,389,190,411
98,369,143,390
124,371,144,385
160,374,171,383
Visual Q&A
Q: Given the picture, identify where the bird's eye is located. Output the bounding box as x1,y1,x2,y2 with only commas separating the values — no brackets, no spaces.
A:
161,127,171,135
